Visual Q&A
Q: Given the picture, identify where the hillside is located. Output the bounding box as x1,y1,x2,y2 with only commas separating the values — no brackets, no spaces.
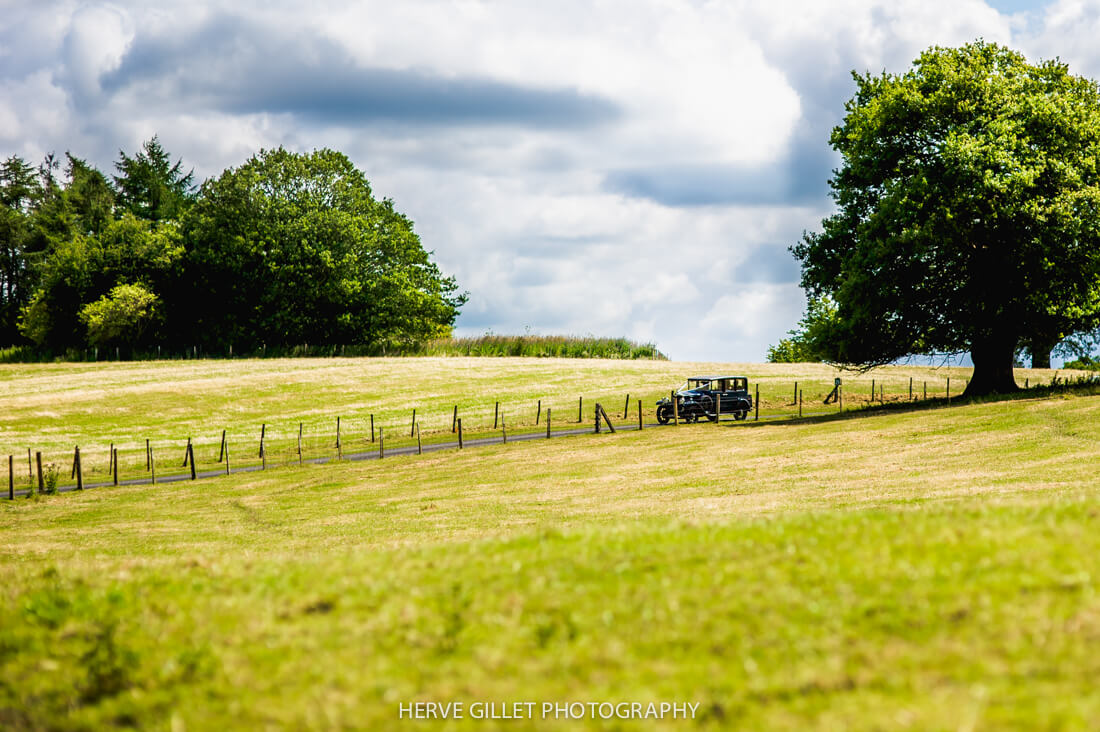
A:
0,357,1041,486
1,359,1098,729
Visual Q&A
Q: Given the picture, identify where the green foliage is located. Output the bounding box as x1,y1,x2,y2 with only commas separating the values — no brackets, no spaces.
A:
764,337,810,363
80,283,161,348
182,147,466,350
18,215,182,349
795,41,1100,394
4,139,466,358
41,463,59,494
113,136,194,222
56,154,115,239
1064,355,1100,370
0,156,44,341
766,297,837,363
406,334,666,359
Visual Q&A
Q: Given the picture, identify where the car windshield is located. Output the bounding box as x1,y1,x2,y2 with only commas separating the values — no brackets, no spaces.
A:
684,380,710,391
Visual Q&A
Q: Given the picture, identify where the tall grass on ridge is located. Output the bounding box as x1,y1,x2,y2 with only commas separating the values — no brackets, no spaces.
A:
0,335,666,362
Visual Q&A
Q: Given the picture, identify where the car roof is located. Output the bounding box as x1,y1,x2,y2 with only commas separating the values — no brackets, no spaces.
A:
688,375,746,380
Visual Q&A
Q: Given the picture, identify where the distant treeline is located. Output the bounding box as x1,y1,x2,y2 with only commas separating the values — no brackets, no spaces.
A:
0,139,465,357
0,335,665,362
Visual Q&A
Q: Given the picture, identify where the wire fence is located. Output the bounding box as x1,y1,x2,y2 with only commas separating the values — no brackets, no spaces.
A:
9,372,1098,499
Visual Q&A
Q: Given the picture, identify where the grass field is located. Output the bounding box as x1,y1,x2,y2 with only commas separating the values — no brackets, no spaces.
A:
0,357,1056,488
2,358,1099,729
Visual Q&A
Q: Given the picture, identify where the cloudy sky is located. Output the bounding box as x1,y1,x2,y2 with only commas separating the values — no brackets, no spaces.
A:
1,0,1095,361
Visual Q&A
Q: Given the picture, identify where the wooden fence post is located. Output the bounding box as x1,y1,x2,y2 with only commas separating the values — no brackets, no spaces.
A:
452,406,457,433
546,409,551,438
594,403,601,434
109,442,114,475
371,414,375,442
502,411,507,444
599,403,616,433
188,443,196,480
146,439,151,471
336,417,342,457
36,451,43,494
536,400,541,425
871,379,875,404
416,423,422,455
623,394,630,419
794,382,798,406
755,385,759,421
259,424,266,459
799,390,803,418
113,447,118,486
457,419,463,449
578,396,583,423
638,399,643,431
494,401,499,429
150,445,156,485
74,447,82,490
27,447,31,482
8,455,13,500
411,409,417,437
923,381,927,400
182,437,192,467
909,377,913,401
218,430,226,462
298,423,303,465
672,390,679,425
379,428,384,459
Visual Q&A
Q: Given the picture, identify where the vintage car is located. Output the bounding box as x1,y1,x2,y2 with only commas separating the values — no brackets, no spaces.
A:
656,375,752,423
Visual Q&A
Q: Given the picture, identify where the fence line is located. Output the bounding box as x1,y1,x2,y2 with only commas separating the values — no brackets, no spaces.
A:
10,374,1098,498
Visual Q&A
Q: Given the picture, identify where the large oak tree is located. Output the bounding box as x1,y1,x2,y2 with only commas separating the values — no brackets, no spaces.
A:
794,42,1100,395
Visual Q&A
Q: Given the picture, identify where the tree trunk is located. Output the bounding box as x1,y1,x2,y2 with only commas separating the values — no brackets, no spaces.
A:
1024,335,1057,370
1030,348,1051,370
965,336,1019,396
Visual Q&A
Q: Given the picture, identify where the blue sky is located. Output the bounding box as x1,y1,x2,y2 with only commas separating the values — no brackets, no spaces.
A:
0,0,1091,363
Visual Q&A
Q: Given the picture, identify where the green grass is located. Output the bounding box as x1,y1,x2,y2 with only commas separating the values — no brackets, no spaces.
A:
0,356,1077,488
1,359,1099,729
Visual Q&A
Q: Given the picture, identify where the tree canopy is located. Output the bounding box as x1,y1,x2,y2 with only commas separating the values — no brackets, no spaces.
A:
182,147,466,351
765,297,836,363
0,140,465,356
794,41,1100,395
113,136,194,222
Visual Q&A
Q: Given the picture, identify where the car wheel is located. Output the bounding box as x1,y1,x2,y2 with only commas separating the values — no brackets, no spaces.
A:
699,395,717,421
656,404,671,424
735,410,747,421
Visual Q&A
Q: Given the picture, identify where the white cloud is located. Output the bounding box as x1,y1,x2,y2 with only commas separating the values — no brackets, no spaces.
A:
62,4,134,100
0,0,1069,361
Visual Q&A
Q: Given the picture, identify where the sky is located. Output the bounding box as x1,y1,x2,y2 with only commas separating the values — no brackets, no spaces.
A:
1,0,1096,362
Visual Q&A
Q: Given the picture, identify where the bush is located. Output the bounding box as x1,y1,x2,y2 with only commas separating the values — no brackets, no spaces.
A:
1064,355,1100,371
80,283,161,348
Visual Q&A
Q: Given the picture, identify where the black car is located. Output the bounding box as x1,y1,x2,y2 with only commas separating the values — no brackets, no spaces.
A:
656,375,752,423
